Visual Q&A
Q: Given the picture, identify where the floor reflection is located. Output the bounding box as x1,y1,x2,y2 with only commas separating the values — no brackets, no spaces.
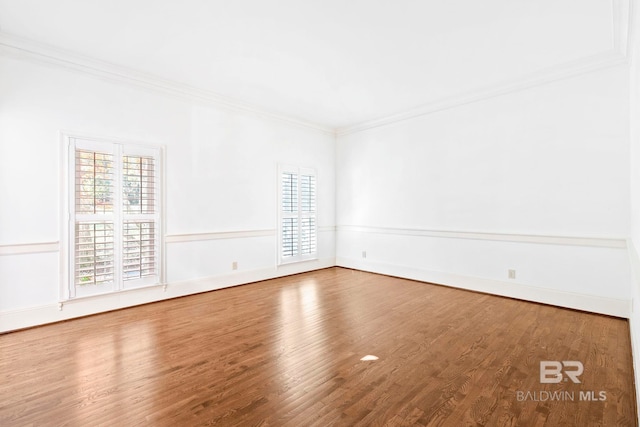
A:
71,320,157,421
277,278,329,384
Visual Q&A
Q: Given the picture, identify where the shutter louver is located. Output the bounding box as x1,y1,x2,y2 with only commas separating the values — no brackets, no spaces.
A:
300,217,316,254
75,222,115,285
75,150,114,213
123,155,155,214
123,221,156,280
301,175,315,213
282,217,298,258
282,172,297,213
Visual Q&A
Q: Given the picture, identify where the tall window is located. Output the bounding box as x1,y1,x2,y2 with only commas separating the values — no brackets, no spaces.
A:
279,166,317,264
68,137,161,298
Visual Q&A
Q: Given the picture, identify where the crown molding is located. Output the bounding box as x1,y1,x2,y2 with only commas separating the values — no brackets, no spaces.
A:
336,49,627,136
0,32,335,136
613,0,628,54
613,0,639,61
338,0,632,136
0,0,632,138
626,0,638,63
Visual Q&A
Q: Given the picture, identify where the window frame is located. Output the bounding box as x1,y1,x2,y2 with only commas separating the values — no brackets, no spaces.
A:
61,133,164,301
278,164,317,265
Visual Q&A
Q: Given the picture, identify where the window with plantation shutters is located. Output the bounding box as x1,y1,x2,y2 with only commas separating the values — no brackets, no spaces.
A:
279,166,317,264
67,136,162,299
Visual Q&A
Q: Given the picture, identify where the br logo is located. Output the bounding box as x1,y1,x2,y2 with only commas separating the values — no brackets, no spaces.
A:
540,361,584,384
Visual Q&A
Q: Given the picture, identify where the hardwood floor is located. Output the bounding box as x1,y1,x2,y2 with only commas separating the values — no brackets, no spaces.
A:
0,267,636,426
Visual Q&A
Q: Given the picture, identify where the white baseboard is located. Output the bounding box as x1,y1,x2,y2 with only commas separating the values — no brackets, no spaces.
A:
336,256,631,318
629,311,640,425
0,257,335,333
1,253,631,329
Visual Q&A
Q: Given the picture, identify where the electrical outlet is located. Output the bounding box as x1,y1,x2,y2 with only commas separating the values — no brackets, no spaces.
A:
362,251,367,258
508,269,516,279
232,261,238,270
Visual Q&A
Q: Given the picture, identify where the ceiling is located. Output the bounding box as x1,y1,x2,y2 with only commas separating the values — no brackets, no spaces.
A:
0,0,625,131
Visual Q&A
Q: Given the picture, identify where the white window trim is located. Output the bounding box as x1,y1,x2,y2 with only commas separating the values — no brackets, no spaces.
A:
278,164,318,265
60,132,165,301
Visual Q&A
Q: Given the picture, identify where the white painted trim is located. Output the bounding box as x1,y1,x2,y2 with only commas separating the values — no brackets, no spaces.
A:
336,50,627,135
0,227,336,254
0,32,334,136
166,229,276,244
336,257,631,318
60,129,168,152
0,0,632,139
629,314,640,426
337,0,632,135
625,239,640,424
338,225,627,249
613,0,626,54
0,257,335,333
627,0,638,64
160,145,168,286
0,242,59,256
60,132,71,301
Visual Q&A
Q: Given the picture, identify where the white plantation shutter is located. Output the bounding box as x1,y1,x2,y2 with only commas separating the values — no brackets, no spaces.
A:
279,166,317,264
121,153,158,284
72,142,116,296
74,149,116,287
281,171,298,258
68,137,161,299
300,174,316,255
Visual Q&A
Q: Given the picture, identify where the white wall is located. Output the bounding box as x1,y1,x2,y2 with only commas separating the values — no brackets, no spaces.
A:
0,54,335,331
627,1,640,417
336,65,631,316
630,7,640,263
0,30,634,330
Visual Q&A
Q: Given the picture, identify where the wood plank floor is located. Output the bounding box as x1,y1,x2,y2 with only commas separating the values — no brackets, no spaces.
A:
0,267,636,426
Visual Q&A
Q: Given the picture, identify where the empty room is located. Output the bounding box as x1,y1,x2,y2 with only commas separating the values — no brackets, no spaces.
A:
1,0,640,425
